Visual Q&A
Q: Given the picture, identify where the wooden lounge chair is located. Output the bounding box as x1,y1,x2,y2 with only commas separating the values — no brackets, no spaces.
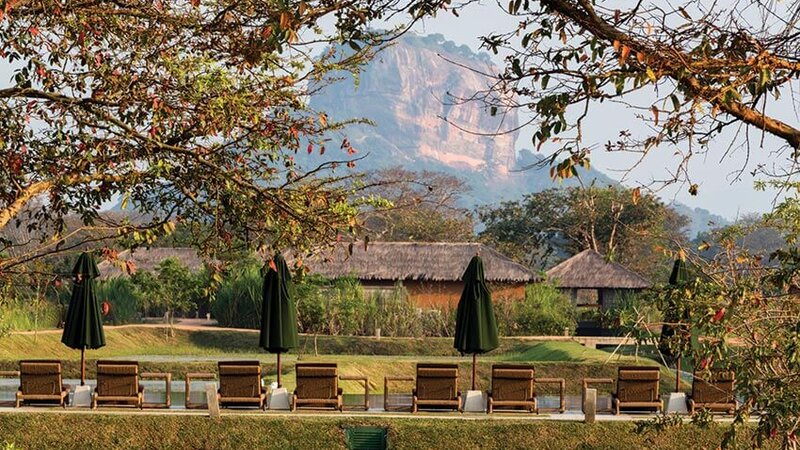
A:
412,363,461,413
217,361,267,410
292,363,342,411
612,366,663,415
92,360,144,409
487,364,536,414
15,360,69,408
687,369,736,414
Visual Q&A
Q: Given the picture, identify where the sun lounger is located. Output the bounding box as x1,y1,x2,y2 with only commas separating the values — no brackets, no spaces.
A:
15,360,69,408
92,360,144,409
412,363,461,413
217,360,267,410
687,369,736,414
292,363,342,411
487,364,536,414
612,366,663,414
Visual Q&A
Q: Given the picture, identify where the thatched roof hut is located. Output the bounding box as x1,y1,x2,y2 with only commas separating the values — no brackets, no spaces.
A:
96,247,206,279
545,249,650,289
298,242,538,283
297,242,538,307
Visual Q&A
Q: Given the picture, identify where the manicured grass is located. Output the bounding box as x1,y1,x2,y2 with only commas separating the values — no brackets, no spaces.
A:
0,414,775,450
0,326,681,394
0,327,624,360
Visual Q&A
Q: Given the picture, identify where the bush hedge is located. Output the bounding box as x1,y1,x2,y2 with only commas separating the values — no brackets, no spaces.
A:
215,268,576,337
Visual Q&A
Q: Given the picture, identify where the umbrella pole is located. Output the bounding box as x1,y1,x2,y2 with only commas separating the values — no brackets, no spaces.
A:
277,352,282,388
80,347,86,386
472,353,477,391
675,357,681,393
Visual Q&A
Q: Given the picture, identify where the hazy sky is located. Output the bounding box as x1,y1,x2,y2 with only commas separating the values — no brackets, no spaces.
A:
400,2,796,219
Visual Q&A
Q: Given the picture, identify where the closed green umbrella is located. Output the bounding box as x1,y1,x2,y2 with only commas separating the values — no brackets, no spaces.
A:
659,258,690,392
61,251,106,386
454,255,499,390
259,253,298,388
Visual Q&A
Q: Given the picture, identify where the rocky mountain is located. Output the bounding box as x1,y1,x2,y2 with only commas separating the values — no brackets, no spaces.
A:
105,33,727,238
306,33,730,237
308,33,614,206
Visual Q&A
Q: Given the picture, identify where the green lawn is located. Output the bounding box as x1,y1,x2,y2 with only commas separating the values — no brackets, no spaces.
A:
0,414,772,450
1,327,625,359
0,326,682,394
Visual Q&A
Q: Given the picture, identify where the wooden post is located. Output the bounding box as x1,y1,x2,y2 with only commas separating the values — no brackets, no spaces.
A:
584,388,597,424
472,354,477,391
675,357,681,393
277,352,282,388
206,383,220,419
80,347,86,386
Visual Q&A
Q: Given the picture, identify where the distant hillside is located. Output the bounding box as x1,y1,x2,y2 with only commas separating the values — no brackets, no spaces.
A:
671,204,730,238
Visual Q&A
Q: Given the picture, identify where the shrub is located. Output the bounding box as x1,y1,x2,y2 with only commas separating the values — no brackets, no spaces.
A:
496,283,577,336
293,281,326,334
371,286,421,337
418,306,456,337
601,292,660,345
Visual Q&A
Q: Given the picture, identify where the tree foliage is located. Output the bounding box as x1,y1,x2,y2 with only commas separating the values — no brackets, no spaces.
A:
472,0,800,189
0,0,453,275
360,167,475,242
639,183,800,449
478,185,687,279
130,257,208,323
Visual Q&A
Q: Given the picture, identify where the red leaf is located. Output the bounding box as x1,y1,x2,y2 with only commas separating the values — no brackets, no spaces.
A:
712,307,726,322
268,259,277,272
125,260,137,275
307,143,313,154
320,146,325,155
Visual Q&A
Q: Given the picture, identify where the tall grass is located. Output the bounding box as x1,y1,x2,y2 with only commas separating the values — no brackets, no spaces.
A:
211,265,262,329
0,295,61,332
95,278,141,325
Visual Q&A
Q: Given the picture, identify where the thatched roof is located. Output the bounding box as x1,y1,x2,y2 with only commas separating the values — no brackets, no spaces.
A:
96,247,206,279
295,242,539,283
546,249,650,289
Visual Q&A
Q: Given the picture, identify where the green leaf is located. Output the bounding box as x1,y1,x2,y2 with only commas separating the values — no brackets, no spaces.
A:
646,67,657,83
671,94,681,112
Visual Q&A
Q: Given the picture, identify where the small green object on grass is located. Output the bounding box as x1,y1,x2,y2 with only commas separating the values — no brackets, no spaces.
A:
345,427,388,450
